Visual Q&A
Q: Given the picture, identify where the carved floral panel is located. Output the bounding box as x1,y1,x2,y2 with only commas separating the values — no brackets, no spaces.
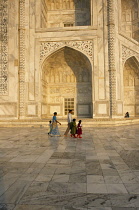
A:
122,45,139,64
40,40,93,62
0,0,8,95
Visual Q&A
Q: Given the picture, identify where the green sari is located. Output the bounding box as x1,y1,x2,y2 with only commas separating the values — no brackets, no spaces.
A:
70,122,77,135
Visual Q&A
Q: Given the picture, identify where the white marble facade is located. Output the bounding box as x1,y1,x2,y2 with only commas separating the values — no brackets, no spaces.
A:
0,0,139,120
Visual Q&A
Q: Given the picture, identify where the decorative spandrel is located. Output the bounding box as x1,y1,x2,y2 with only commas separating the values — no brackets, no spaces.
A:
40,40,93,62
0,0,8,95
122,45,139,65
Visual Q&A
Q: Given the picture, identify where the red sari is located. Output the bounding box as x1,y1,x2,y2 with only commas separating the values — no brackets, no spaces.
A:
76,123,82,135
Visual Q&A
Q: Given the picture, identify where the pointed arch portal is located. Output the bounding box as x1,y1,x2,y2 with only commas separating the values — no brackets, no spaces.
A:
41,47,92,118
123,56,139,117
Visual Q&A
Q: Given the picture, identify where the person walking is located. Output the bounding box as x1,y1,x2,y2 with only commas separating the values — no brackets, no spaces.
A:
70,119,77,138
48,120,52,135
76,120,82,138
49,112,61,137
64,109,73,137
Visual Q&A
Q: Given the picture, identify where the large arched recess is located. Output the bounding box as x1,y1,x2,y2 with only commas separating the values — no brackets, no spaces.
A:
123,56,139,116
41,46,93,118
121,0,139,42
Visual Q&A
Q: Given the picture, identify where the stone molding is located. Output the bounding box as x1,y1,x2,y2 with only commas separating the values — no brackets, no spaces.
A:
122,45,139,65
0,0,8,95
19,0,25,117
40,40,93,64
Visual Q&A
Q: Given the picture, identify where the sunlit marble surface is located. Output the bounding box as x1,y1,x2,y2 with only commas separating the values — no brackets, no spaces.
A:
1,125,139,209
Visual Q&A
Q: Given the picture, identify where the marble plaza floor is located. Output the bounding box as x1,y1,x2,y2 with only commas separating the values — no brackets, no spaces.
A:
1,125,139,209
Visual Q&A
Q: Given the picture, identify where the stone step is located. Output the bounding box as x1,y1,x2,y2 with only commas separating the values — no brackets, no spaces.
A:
0,118,139,127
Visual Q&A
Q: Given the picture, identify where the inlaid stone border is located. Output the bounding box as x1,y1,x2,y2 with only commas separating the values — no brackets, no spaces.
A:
107,0,117,117
0,0,8,95
19,0,26,117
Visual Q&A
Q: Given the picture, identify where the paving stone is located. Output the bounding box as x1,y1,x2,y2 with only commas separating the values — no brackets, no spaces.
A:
0,125,139,208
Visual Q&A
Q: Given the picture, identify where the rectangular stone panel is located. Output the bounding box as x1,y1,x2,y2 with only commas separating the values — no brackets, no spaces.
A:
42,104,47,115
94,102,109,117
135,105,139,115
50,105,61,115
0,103,17,117
27,105,37,116
98,104,107,115
117,103,123,115
78,104,90,115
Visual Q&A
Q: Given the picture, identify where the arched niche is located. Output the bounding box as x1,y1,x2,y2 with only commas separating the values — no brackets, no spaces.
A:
121,0,139,42
123,56,139,116
41,46,92,118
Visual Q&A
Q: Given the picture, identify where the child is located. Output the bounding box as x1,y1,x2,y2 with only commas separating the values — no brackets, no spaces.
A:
70,119,77,138
48,120,52,135
77,120,82,138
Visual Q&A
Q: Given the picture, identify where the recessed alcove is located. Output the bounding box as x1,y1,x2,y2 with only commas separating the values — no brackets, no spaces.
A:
121,0,139,42
41,47,92,117
39,0,91,29
123,56,139,116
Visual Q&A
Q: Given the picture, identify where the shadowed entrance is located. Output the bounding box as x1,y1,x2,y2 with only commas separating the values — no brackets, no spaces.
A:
123,56,139,116
41,47,92,118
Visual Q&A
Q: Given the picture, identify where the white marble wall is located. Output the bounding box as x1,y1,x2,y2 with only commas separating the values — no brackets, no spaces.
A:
0,0,139,120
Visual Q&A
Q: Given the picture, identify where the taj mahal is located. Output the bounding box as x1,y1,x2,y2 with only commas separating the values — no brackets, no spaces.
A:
0,0,139,121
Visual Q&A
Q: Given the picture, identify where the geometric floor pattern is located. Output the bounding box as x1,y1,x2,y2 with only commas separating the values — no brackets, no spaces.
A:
0,125,139,209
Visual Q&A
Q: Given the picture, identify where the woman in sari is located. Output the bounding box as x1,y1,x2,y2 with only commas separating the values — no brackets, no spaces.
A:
49,112,61,136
